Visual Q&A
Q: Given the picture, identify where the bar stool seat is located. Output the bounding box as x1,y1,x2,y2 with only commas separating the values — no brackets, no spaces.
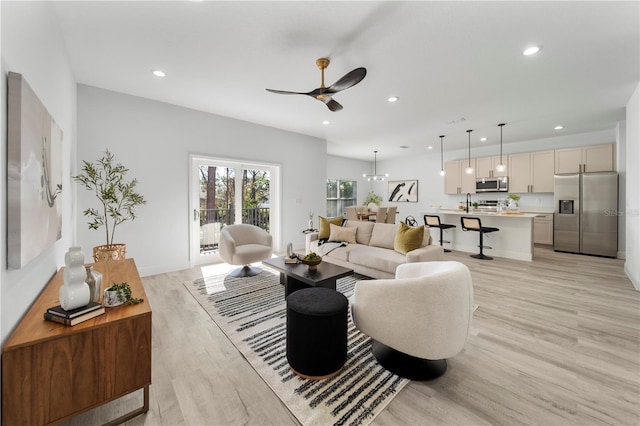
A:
460,216,499,260
424,215,456,252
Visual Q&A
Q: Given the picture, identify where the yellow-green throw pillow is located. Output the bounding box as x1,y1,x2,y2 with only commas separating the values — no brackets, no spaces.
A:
394,221,425,254
319,216,344,240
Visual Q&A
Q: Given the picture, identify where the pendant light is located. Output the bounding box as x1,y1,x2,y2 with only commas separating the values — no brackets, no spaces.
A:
362,150,389,181
439,135,446,176
496,123,506,172
465,129,474,174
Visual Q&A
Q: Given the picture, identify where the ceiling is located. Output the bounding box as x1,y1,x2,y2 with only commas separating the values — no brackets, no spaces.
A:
51,1,639,161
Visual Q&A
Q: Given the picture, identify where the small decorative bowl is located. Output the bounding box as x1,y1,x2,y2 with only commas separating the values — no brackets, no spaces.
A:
302,258,322,270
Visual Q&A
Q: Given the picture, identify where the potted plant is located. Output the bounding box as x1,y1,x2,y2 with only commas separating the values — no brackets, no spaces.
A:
73,150,147,262
363,191,382,207
508,194,520,210
103,282,144,307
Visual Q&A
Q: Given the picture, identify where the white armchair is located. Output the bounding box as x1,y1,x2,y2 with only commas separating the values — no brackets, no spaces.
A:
350,261,473,380
219,224,273,277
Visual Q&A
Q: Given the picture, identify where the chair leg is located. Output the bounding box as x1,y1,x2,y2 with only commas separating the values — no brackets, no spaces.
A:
470,231,493,260
371,340,448,380
229,265,262,277
439,228,451,253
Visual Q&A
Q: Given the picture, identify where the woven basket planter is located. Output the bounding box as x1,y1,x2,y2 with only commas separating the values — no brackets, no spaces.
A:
93,244,127,262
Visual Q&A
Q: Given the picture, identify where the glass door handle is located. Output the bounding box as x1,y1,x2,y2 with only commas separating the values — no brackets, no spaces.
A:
194,209,200,221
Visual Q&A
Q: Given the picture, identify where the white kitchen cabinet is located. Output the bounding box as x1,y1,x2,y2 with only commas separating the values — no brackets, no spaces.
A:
533,214,553,245
555,144,614,173
509,150,554,193
476,156,508,178
444,159,476,194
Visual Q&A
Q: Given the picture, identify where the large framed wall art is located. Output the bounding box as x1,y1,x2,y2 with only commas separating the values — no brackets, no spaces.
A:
7,72,63,269
388,180,418,202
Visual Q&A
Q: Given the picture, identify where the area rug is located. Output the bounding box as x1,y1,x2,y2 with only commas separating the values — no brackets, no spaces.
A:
184,269,409,426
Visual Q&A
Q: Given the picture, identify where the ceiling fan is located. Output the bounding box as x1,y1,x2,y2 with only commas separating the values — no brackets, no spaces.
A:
266,58,367,112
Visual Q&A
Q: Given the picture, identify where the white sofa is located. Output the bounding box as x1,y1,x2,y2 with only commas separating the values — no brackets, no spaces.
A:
305,220,444,279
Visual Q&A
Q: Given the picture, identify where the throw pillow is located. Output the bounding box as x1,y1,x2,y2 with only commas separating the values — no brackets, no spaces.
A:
328,223,357,244
318,216,344,240
394,221,425,255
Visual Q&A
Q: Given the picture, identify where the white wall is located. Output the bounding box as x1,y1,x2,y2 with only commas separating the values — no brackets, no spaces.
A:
1,2,77,343
625,83,639,290
77,85,327,276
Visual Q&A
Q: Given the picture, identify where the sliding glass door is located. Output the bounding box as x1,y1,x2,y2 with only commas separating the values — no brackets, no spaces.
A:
190,155,280,266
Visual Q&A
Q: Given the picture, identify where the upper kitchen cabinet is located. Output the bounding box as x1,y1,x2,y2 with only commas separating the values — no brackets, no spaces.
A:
508,150,555,193
476,156,508,178
444,159,476,194
554,144,615,174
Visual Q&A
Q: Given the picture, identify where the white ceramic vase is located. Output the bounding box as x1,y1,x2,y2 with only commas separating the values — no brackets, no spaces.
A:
60,247,90,310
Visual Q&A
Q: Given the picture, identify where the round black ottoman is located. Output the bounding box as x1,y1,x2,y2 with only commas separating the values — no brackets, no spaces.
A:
286,287,349,379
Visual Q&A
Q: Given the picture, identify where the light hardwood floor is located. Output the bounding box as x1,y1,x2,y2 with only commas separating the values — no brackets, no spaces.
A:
64,246,639,425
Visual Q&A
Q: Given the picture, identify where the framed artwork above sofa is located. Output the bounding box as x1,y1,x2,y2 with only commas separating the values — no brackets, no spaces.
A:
388,180,418,202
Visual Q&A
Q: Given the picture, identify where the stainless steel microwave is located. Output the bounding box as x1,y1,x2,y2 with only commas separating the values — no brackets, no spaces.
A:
476,177,508,192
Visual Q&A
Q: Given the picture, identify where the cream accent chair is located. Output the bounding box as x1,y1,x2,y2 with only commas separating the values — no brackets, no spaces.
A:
219,224,273,277
350,261,473,380
345,206,358,221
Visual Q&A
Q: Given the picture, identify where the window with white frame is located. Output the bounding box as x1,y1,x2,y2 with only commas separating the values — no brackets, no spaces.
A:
326,179,357,217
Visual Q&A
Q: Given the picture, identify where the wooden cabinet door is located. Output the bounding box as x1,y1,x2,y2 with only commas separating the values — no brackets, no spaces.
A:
508,153,531,193
475,157,493,178
531,150,555,192
444,160,461,194
555,147,583,173
584,144,614,172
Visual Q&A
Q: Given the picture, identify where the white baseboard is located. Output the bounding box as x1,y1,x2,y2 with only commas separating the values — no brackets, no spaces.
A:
624,263,640,291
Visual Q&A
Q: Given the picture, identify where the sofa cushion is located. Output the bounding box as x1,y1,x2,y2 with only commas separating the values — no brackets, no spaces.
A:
349,245,406,274
421,227,433,246
394,222,425,254
318,216,344,240
328,223,357,244
369,222,400,249
343,220,375,245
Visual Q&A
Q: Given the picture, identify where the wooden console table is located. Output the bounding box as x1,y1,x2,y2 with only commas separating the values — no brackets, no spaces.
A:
2,259,152,425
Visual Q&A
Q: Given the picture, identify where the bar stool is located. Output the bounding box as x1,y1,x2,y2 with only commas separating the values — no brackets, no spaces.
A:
423,215,456,253
460,216,500,260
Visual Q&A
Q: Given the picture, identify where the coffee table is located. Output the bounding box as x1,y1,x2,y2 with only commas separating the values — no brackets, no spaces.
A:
263,256,353,297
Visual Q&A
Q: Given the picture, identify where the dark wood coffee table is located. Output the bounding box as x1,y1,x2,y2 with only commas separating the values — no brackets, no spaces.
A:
263,256,353,297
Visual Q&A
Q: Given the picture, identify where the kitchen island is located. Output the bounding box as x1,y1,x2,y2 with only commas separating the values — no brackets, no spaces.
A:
423,209,537,261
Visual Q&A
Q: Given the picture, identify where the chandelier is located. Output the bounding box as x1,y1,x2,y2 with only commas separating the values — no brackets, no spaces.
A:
362,150,389,181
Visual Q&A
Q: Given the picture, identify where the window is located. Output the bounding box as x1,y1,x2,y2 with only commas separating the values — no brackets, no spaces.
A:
326,179,357,217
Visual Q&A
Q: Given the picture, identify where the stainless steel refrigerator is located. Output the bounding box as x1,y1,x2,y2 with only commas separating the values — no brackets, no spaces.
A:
553,172,618,257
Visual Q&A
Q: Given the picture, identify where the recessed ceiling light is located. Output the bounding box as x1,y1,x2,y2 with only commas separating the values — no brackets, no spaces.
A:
322,120,330,125
427,146,433,150
523,45,543,56
480,137,488,142
554,125,564,130
152,69,166,77
388,96,399,103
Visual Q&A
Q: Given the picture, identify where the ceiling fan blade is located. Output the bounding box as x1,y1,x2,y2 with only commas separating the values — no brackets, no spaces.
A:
326,67,367,93
319,97,343,112
265,88,309,95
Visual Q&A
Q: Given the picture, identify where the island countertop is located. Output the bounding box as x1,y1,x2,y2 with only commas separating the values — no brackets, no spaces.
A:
422,210,534,261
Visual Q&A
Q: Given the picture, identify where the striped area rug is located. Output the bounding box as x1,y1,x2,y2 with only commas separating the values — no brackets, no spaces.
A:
184,268,409,426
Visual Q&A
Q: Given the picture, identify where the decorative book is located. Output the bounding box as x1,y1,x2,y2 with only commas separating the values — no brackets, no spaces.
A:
44,307,105,326
46,301,102,319
284,257,299,264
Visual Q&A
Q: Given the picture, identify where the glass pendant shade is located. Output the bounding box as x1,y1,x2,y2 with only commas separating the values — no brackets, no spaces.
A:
496,123,506,173
439,135,446,176
465,130,474,174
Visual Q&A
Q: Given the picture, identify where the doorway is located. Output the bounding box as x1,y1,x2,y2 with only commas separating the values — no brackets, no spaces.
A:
189,155,280,266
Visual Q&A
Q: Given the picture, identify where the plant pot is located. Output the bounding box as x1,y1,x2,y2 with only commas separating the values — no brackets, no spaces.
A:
103,289,123,307
93,244,127,262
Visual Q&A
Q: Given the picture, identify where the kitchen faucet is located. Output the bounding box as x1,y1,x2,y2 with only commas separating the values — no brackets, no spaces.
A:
466,193,471,213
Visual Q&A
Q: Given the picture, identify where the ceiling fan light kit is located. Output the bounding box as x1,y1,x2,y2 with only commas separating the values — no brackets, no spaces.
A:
266,58,367,112
363,150,388,181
